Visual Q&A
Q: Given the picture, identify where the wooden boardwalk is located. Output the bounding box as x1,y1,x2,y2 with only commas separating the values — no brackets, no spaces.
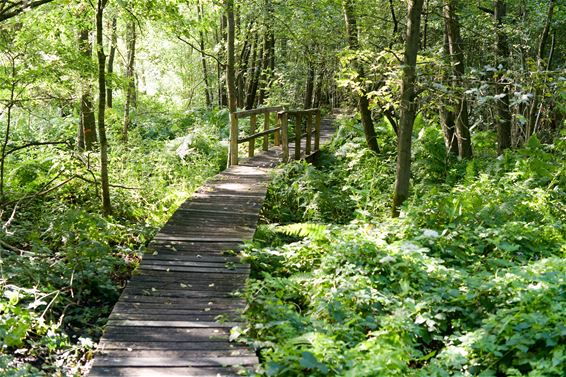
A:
88,118,335,377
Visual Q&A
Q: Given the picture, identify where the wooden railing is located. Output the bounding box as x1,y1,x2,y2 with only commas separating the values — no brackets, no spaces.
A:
228,106,322,166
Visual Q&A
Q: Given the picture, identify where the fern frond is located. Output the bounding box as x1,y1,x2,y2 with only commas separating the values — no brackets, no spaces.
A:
277,223,327,240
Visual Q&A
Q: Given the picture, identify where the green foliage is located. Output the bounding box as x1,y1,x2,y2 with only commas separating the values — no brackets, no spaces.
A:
0,104,226,374
240,123,566,376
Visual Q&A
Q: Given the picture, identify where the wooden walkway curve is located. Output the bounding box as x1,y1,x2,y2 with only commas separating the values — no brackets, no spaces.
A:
88,116,335,377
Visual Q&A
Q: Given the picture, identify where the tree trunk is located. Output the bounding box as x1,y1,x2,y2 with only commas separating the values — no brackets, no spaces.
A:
218,14,229,107
313,68,324,108
392,0,424,217
494,0,512,154
225,0,238,165
0,58,15,198
123,20,136,143
342,0,379,153
106,16,117,108
527,0,555,138
440,23,458,155
258,9,274,106
245,34,261,109
96,0,111,215
444,0,472,158
78,27,97,150
196,0,212,107
304,60,315,109
236,22,254,107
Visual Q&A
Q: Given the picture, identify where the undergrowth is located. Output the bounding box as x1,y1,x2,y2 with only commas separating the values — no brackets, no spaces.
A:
239,115,566,376
0,105,228,376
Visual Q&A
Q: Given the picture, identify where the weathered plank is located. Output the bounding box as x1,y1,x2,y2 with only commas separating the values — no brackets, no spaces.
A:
89,366,245,377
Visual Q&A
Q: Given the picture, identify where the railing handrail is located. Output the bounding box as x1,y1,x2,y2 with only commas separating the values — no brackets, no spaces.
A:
228,106,322,166
233,106,285,118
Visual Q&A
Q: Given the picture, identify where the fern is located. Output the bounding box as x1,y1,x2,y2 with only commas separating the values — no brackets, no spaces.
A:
277,223,327,241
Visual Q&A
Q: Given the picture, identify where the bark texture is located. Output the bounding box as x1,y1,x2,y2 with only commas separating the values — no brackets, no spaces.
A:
392,0,425,217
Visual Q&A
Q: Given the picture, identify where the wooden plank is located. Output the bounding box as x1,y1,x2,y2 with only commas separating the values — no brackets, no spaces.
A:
97,341,247,352
108,313,242,322
142,252,242,262
238,127,280,144
89,366,246,377
295,113,302,160
147,240,243,252
131,269,248,279
153,235,248,243
138,265,249,274
263,112,270,151
121,289,240,299
96,349,255,359
248,114,256,157
315,109,321,151
118,296,246,306
159,224,256,235
234,105,284,118
229,112,239,166
93,355,257,367
106,320,239,328
101,327,231,342
306,113,312,155
163,216,258,227
138,259,246,268
174,207,259,218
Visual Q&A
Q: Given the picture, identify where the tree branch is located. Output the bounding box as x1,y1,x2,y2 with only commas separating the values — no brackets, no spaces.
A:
478,6,494,15
0,0,55,22
3,140,71,159
177,35,224,67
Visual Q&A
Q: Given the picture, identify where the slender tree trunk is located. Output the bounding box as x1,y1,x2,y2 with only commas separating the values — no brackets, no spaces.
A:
258,9,275,106
245,34,261,109
219,14,229,107
304,60,315,109
527,0,555,138
440,24,458,155
96,0,111,215
392,0,424,217
444,0,472,158
0,58,15,198
313,68,324,108
78,27,97,150
236,32,250,107
123,20,136,142
342,0,379,153
197,0,212,107
256,36,272,105
225,0,238,165
422,0,429,49
106,16,117,108
494,0,512,154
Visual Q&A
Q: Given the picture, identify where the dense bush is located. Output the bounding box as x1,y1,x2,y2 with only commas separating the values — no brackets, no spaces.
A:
238,117,566,376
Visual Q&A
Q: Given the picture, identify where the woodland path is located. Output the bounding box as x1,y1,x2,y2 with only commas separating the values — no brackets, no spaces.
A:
88,117,335,377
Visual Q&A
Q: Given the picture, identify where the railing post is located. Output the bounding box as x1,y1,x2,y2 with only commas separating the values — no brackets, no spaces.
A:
229,112,239,166
279,112,289,162
306,113,312,155
274,112,280,146
249,114,257,157
263,112,270,151
315,109,321,152
295,113,302,160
